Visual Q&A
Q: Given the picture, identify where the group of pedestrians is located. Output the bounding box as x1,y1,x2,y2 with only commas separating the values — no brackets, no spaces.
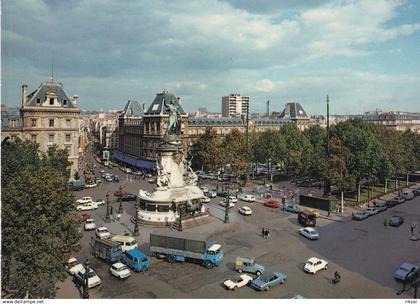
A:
261,227,270,239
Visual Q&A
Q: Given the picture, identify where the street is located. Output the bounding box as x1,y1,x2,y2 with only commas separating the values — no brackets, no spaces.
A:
57,150,420,299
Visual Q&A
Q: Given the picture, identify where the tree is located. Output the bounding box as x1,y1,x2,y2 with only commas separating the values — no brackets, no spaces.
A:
303,125,327,182
1,140,80,298
194,127,224,171
222,129,248,181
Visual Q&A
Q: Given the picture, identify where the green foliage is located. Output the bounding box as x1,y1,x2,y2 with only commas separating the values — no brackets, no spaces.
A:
1,139,80,298
221,129,248,179
194,127,224,171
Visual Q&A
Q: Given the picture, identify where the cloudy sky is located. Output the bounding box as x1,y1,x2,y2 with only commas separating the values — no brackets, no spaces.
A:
2,0,420,114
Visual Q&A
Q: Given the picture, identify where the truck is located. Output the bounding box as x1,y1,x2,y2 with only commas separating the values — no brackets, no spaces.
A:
90,237,122,263
90,237,149,271
149,232,224,269
298,210,316,227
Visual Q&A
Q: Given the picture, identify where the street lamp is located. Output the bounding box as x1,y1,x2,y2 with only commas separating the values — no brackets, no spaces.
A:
118,197,123,214
224,195,230,224
105,192,110,222
133,201,139,236
82,260,90,299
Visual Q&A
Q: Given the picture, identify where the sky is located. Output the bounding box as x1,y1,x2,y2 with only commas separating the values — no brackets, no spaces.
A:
2,0,420,115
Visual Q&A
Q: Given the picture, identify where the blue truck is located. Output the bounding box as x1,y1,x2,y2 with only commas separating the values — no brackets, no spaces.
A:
149,232,224,269
90,237,149,271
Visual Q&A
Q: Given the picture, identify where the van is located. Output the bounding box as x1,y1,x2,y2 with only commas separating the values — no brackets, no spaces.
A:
111,235,138,252
402,190,415,201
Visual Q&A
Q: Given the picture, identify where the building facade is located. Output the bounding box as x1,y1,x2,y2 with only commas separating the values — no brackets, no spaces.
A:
222,93,250,118
1,81,81,178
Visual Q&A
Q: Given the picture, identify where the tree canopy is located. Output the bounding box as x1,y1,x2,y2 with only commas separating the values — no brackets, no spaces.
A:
1,140,80,298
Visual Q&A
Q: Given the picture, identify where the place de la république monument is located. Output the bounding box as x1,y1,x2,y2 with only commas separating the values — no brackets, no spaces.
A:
136,93,211,230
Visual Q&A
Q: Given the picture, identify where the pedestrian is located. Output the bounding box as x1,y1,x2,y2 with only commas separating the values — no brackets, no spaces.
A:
328,210,330,217
334,271,341,284
266,228,270,239
384,218,388,228
261,227,265,238
411,225,414,235
110,206,113,215
117,213,121,221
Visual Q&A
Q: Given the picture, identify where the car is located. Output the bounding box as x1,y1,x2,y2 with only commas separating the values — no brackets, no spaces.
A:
85,183,97,189
94,199,105,206
200,186,209,193
76,202,97,211
76,196,93,204
223,196,238,203
306,208,320,217
365,207,378,216
66,257,84,275
202,196,211,203
264,199,280,209
391,196,406,205
114,190,125,197
299,227,320,240
240,194,256,202
239,206,252,216
74,267,102,289
105,176,113,182
234,256,265,275
223,274,253,291
121,193,137,201
389,215,404,227
109,262,131,279
250,271,287,291
394,263,420,281
217,191,229,198
95,178,102,184
352,211,370,220
72,213,91,223
284,204,300,213
374,202,387,212
206,190,217,198
402,190,415,201
100,170,105,173
84,218,96,231
304,257,328,274
113,175,120,182
147,178,156,184
413,188,420,196
219,201,235,208
96,227,111,239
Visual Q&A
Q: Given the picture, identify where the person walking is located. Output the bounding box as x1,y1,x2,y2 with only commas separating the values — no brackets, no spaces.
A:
328,210,330,217
117,213,121,222
261,228,266,238
384,218,388,228
334,271,341,284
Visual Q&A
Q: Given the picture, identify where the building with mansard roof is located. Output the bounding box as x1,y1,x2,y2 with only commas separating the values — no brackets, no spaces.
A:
1,80,81,178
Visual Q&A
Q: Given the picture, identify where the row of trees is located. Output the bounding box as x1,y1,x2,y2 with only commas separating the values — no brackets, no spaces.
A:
193,118,420,201
1,139,80,298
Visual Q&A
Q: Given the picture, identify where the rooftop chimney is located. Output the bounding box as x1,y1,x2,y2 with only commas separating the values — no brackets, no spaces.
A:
21,84,28,108
142,103,146,112
72,95,79,106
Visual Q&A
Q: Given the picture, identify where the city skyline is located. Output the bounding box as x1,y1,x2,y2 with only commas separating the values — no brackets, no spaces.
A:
2,0,420,114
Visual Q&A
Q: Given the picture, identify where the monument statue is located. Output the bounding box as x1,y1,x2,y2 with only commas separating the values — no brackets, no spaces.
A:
164,96,180,135
156,160,170,188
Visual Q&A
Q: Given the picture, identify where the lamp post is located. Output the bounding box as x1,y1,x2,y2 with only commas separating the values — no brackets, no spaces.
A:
133,201,139,236
82,260,90,299
105,192,110,222
224,195,230,224
118,197,123,214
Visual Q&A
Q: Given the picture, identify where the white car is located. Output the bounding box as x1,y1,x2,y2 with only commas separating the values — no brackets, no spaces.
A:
223,274,253,290
66,257,84,275
365,207,378,216
76,202,97,211
96,227,111,239
85,183,97,189
109,262,131,279
74,267,102,289
76,196,93,204
240,194,256,202
239,206,253,216
224,196,238,203
206,190,217,198
304,257,328,274
352,211,370,220
94,200,105,206
84,219,96,231
219,201,235,208
100,170,105,173
299,227,320,240
202,196,211,203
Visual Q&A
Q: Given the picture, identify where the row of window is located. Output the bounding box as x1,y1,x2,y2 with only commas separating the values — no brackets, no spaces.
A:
35,97,68,106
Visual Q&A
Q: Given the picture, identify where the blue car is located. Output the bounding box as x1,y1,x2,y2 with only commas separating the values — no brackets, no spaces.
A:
394,263,420,281
250,271,287,291
284,204,300,213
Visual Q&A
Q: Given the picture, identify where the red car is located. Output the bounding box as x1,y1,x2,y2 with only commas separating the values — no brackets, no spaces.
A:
114,190,125,197
72,213,91,223
264,199,280,208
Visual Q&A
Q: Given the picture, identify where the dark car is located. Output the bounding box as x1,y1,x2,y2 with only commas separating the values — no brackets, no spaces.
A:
114,190,125,197
264,199,280,208
121,193,137,201
389,215,404,227
113,175,120,182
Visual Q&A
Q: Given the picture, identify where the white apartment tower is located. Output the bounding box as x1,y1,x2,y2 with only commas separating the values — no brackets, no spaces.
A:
222,93,250,118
